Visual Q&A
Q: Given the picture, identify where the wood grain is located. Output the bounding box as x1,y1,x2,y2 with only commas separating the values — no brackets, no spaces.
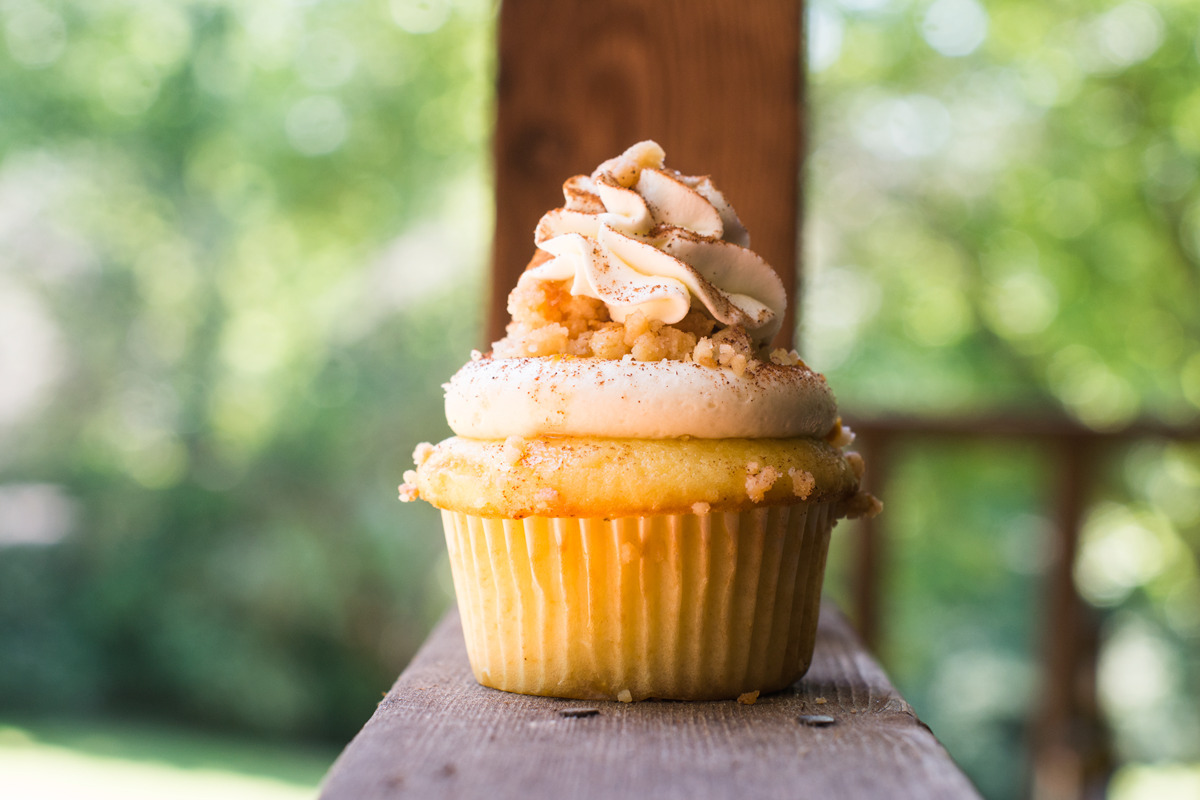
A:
489,0,803,349
320,605,981,800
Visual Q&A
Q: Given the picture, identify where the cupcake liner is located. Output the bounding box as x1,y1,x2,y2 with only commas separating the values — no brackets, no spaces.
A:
440,503,835,701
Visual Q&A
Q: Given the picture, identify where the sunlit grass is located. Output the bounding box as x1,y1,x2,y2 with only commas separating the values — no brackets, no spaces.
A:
0,717,338,800
1111,763,1200,800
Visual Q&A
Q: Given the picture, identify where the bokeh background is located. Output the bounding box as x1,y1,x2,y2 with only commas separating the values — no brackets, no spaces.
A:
0,1,1197,798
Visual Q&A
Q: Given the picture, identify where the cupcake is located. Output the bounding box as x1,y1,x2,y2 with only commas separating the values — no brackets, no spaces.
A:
399,141,879,702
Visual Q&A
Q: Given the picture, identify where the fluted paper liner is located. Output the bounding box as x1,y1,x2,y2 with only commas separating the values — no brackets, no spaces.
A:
440,503,835,701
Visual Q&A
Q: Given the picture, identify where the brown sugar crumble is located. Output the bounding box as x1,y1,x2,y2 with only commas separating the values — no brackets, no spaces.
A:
845,452,866,480
398,474,419,502
501,436,527,467
825,417,855,448
744,462,781,503
412,441,436,466
492,276,798,369
788,468,816,500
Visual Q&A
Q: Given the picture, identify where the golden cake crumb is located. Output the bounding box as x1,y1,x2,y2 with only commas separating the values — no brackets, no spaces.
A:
412,441,435,466
737,690,760,705
769,348,806,367
398,474,420,502
815,697,827,705
827,417,856,448
534,487,561,507
501,436,527,466
622,309,652,344
745,463,780,503
711,328,755,374
845,451,866,480
492,277,765,365
587,326,625,359
844,491,884,520
788,468,816,500
617,689,633,703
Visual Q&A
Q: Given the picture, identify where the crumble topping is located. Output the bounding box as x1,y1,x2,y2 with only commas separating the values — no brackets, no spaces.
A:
492,276,766,367
398,471,420,502
845,491,884,519
769,348,805,367
534,487,561,507
501,436,527,467
845,452,866,480
412,441,436,466
826,418,856,448
788,468,816,500
744,461,781,503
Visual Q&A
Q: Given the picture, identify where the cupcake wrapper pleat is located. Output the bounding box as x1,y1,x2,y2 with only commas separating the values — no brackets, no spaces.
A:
441,505,835,701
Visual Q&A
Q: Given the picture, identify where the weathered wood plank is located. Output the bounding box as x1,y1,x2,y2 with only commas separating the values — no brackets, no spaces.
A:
320,605,981,800
489,0,803,349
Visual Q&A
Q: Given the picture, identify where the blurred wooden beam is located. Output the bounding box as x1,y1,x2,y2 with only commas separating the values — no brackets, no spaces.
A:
849,414,1200,443
850,428,891,653
1030,436,1113,800
489,0,803,349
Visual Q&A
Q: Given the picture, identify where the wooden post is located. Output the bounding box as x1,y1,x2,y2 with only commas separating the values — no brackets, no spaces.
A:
489,0,804,349
851,427,891,653
1030,435,1113,800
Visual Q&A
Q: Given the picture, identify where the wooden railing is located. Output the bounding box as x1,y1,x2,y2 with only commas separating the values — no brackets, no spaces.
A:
320,606,982,799
847,415,1200,799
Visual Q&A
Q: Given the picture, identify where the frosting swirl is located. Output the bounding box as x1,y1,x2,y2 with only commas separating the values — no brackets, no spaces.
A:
523,140,787,347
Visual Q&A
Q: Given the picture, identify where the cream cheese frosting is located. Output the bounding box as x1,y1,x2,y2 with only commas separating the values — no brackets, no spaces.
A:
525,140,787,346
445,355,838,440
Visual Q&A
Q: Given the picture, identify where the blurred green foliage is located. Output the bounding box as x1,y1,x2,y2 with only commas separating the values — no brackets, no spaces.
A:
807,0,1200,796
0,1,1197,798
0,0,493,740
